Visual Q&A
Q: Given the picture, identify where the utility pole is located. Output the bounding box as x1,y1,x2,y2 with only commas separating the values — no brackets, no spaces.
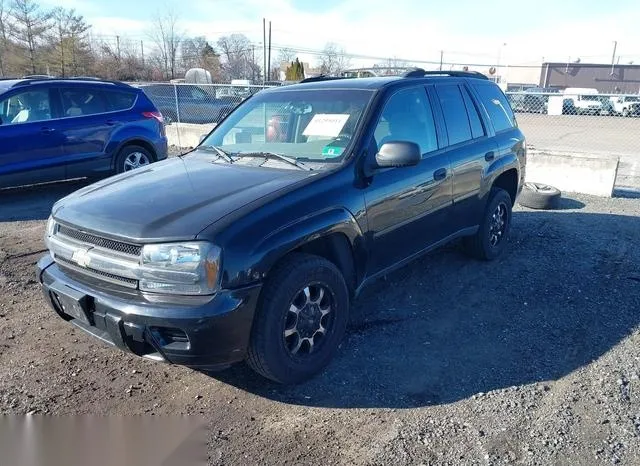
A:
263,18,266,83
141,40,145,66
610,40,618,75
439,50,443,71
267,21,272,81
116,35,121,61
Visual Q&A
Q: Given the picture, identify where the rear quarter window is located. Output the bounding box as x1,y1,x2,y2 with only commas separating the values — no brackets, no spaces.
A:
472,83,516,132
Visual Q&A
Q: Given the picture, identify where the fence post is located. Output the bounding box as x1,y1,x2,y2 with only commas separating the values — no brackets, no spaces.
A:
173,84,182,148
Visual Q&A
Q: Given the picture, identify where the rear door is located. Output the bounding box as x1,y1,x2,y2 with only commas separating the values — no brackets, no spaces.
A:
54,86,117,178
431,82,498,230
0,87,66,187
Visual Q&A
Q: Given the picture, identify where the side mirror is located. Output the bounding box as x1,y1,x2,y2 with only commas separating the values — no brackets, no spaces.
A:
375,141,421,169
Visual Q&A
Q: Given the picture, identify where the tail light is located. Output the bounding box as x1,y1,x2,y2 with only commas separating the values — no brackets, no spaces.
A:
142,111,164,124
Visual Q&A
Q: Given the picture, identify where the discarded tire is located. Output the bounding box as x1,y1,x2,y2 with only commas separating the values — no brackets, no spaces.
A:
518,182,561,210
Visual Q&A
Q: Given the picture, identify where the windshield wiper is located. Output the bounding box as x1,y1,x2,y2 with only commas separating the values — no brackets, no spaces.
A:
198,145,234,164
234,151,312,171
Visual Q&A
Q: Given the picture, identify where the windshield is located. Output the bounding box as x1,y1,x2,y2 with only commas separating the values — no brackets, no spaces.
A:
582,95,600,101
201,88,373,165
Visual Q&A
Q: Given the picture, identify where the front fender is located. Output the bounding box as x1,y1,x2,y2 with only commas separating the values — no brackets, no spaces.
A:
224,207,366,289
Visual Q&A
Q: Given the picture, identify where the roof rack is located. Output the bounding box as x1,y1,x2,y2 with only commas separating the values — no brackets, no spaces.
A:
12,76,131,88
299,75,353,83
402,68,489,80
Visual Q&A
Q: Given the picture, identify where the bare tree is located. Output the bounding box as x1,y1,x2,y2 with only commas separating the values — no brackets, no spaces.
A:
277,47,295,66
181,35,220,77
67,13,89,76
217,33,259,81
0,0,11,76
10,0,51,74
374,57,410,75
50,7,72,76
148,8,182,79
319,42,350,75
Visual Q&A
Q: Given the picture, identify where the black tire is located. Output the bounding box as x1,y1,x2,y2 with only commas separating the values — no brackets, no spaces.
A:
463,187,512,261
246,253,350,384
518,182,561,210
114,145,154,174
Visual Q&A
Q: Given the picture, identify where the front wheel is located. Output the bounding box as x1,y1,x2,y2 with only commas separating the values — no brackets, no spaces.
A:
463,187,513,261
246,253,349,384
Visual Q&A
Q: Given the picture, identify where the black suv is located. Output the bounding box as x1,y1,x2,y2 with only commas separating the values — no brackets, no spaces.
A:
37,70,526,384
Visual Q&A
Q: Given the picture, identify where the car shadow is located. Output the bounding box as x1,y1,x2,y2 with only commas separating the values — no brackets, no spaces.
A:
208,209,640,408
0,180,91,222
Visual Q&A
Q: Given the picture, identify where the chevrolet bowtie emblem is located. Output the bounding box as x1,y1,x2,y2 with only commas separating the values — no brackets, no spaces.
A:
71,248,92,268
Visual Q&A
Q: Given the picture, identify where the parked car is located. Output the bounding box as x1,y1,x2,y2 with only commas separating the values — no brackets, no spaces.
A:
609,95,640,117
561,87,603,115
509,87,559,113
38,70,526,384
0,77,167,189
139,83,235,124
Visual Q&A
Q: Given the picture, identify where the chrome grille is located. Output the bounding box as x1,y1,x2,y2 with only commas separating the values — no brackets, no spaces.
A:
56,256,138,289
57,225,142,256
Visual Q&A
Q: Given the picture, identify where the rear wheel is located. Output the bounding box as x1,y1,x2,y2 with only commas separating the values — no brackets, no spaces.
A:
115,145,154,174
463,187,512,261
246,253,349,384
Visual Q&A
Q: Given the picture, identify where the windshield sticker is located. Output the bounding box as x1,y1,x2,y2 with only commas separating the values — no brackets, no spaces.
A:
303,114,350,137
321,145,345,157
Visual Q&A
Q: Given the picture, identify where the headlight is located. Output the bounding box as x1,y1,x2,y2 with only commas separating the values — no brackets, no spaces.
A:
140,242,221,295
44,216,56,254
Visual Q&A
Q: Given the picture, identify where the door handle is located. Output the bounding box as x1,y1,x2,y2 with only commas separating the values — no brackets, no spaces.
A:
40,127,55,133
433,168,447,181
485,151,495,161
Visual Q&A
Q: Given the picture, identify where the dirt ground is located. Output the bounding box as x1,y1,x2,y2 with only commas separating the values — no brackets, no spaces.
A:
1,183,639,465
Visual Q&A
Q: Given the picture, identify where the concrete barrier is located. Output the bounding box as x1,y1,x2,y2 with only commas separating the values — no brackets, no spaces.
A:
525,150,619,197
165,122,215,148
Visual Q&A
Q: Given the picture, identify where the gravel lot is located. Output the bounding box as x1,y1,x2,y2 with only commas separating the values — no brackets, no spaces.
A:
1,183,639,465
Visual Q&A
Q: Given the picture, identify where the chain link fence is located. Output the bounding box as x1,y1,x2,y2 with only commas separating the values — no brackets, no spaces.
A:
131,82,279,148
506,90,640,191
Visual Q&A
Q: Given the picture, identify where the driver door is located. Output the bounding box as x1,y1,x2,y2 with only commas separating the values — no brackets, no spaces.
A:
364,86,453,275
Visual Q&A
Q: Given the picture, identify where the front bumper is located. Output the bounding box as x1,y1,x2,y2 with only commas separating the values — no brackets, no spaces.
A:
37,255,261,370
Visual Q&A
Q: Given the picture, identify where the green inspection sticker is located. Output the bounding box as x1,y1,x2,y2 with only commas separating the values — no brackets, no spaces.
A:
321,146,345,157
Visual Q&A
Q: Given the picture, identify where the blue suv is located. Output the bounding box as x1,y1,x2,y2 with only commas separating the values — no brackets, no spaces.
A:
0,77,168,189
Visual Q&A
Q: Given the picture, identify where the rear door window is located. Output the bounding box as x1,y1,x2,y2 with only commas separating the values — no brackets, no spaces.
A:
472,83,516,132
60,88,109,117
103,90,137,111
434,84,472,145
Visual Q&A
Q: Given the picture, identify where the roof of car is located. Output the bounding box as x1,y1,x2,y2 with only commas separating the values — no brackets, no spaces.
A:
0,77,133,91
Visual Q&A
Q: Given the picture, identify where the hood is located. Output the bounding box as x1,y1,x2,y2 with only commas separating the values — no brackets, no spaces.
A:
53,152,315,242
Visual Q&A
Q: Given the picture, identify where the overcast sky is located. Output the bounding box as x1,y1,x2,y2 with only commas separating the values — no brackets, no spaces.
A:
41,0,640,68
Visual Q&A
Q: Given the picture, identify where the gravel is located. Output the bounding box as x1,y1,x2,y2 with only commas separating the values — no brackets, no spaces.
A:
0,187,639,465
